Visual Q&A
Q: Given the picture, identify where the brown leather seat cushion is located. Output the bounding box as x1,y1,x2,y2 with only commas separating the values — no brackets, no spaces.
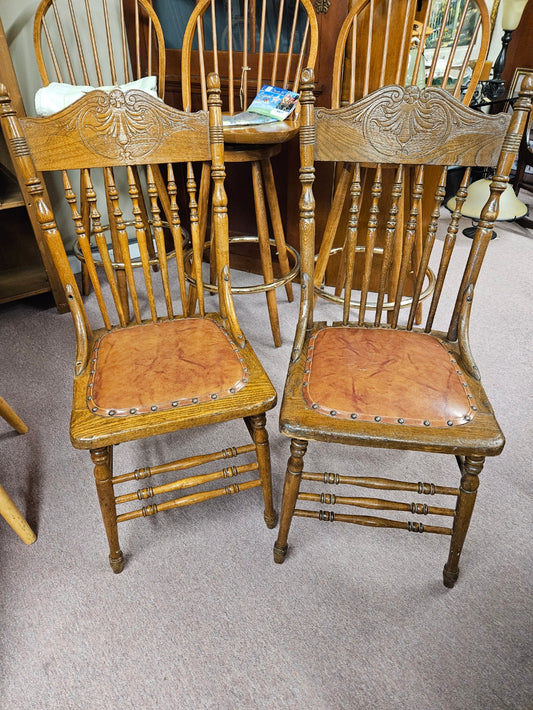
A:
87,318,247,416
302,327,477,427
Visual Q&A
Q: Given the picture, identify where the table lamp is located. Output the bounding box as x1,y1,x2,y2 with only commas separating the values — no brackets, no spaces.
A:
446,177,528,238
483,0,528,101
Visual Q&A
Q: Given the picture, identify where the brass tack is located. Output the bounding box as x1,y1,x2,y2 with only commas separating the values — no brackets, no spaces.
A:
350,413,357,419
464,414,472,421
130,408,136,414
447,420,453,426
172,401,178,407
374,415,381,422
472,406,478,411
242,378,248,384
423,420,430,426
192,398,199,403
397,418,405,424
88,382,94,387
91,407,97,413
229,388,235,394
211,394,217,399
109,410,116,416
312,403,318,410
456,370,462,375
330,410,337,416
151,405,157,411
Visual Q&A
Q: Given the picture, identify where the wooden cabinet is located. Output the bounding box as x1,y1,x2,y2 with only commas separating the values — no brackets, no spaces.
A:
0,18,67,311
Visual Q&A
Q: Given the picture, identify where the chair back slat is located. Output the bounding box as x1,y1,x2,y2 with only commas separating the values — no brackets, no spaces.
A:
390,165,423,328
119,1,132,84
34,0,166,96
102,0,118,86
406,167,447,330
63,169,112,329
186,162,205,317
146,165,174,319
424,167,470,334
41,10,70,83
357,164,381,325
256,0,267,93
297,70,532,343
373,164,404,325
342,165,361,325
182,0,318,115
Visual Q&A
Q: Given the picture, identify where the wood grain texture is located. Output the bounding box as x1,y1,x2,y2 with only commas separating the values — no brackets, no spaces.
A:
274,70,533,587
0,73,277,572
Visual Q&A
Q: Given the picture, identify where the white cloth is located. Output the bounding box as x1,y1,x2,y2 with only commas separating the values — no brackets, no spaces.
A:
34,76,158,117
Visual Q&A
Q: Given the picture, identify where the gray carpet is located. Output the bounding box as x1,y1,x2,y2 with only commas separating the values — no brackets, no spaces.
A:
1,206,532,709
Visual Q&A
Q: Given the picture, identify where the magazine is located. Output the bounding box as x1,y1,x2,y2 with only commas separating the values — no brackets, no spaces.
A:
248,85,299,119
222,85,300,127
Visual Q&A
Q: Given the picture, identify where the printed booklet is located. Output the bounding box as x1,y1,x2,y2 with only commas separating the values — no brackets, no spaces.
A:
222,85,299,127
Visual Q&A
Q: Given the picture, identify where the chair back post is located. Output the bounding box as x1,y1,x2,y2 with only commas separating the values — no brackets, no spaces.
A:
294,67,316,358
206,72,230,312
0,84,91,356
449,73,533,343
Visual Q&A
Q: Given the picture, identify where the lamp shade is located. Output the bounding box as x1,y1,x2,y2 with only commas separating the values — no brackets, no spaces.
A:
501,0,528,30
446,178,528,220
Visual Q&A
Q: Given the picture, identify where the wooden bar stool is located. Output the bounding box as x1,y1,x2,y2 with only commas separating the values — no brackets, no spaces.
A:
0,397,37,545
181,0,318,346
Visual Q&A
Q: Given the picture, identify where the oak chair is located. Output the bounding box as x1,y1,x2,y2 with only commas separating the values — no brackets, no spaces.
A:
33,0,165,94
33,0,167,313
0,75,278,572
181,0,319,347
0,398,37,545
315,0,491,310
274,69,533,587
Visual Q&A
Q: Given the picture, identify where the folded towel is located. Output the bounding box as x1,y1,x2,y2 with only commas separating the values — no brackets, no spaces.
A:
35,76,158,117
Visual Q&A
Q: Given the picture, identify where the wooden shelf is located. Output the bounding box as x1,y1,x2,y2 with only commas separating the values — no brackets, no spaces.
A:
0,164,25,210
0,17,67,313
0,265,51,304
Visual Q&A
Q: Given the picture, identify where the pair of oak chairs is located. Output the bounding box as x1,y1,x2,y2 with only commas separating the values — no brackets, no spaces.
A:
2,0,530,586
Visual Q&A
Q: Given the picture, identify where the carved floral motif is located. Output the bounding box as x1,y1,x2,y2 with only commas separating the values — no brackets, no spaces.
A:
363,86,452,157
316,86,508,163
75,90,178,161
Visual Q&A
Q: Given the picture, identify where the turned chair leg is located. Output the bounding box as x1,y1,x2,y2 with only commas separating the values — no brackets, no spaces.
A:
251,160,282,347
443,454,483,588
0,397,28,434
91,447,124,573
274,438,308,563
247,414,278,529
0,484,36,545
261,157,294,303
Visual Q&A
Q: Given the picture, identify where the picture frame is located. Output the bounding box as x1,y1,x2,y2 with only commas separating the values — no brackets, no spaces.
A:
504,67,533,112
